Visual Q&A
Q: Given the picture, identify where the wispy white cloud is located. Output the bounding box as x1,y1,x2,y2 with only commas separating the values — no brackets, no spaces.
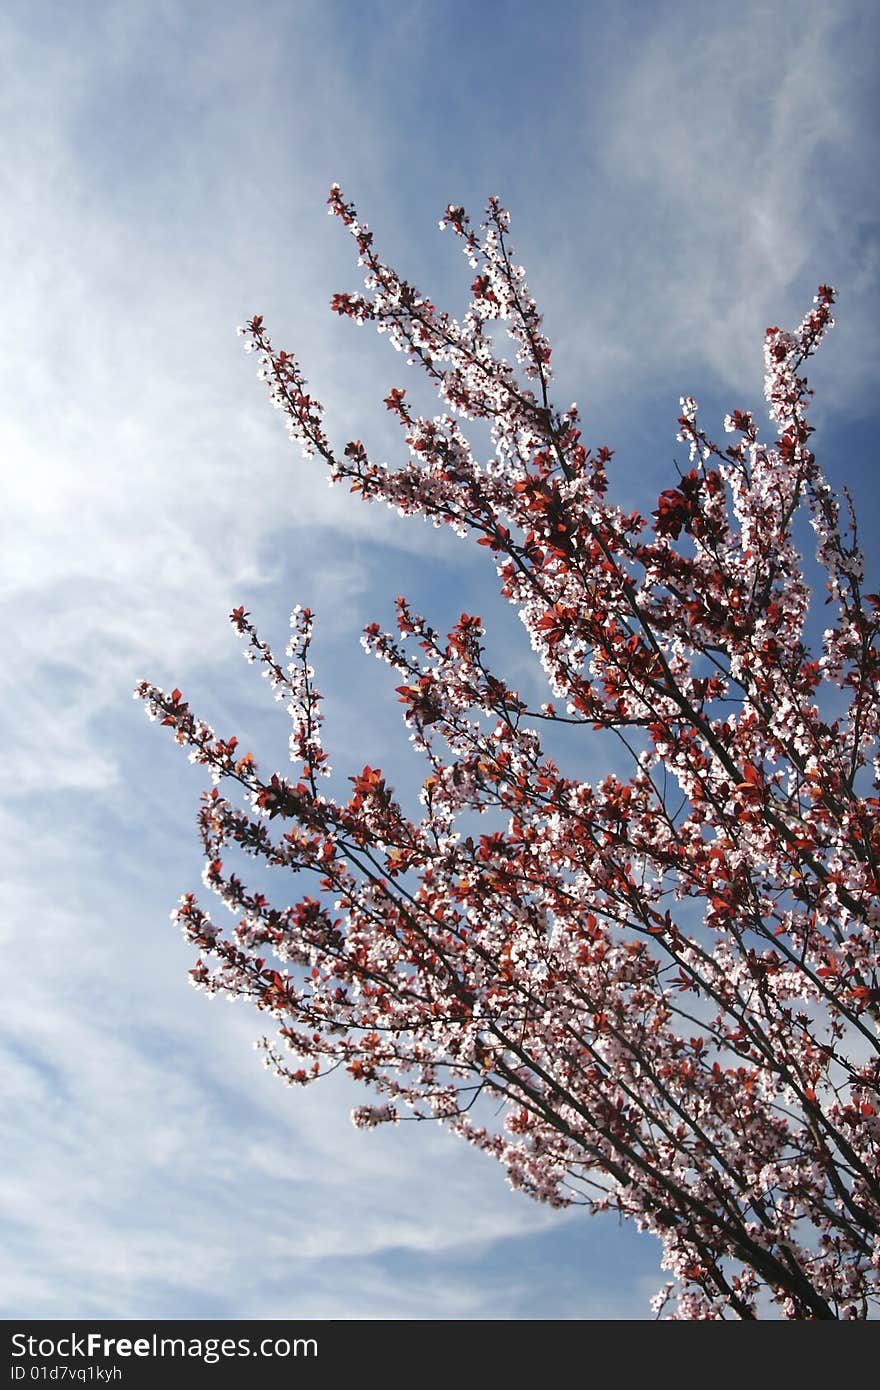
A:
0,5,461,796
528,1,879,437
601,1,874,394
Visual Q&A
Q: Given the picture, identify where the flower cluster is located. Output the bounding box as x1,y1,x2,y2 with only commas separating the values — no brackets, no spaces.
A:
140,192,879,1319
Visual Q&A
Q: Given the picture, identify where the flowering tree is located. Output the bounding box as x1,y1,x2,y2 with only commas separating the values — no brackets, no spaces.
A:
138,187,880,1319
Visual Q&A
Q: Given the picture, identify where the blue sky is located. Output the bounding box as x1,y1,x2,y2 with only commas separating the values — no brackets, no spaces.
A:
3,0,878,1319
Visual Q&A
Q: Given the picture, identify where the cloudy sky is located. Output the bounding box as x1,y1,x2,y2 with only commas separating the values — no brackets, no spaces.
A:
3,0,878,1320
